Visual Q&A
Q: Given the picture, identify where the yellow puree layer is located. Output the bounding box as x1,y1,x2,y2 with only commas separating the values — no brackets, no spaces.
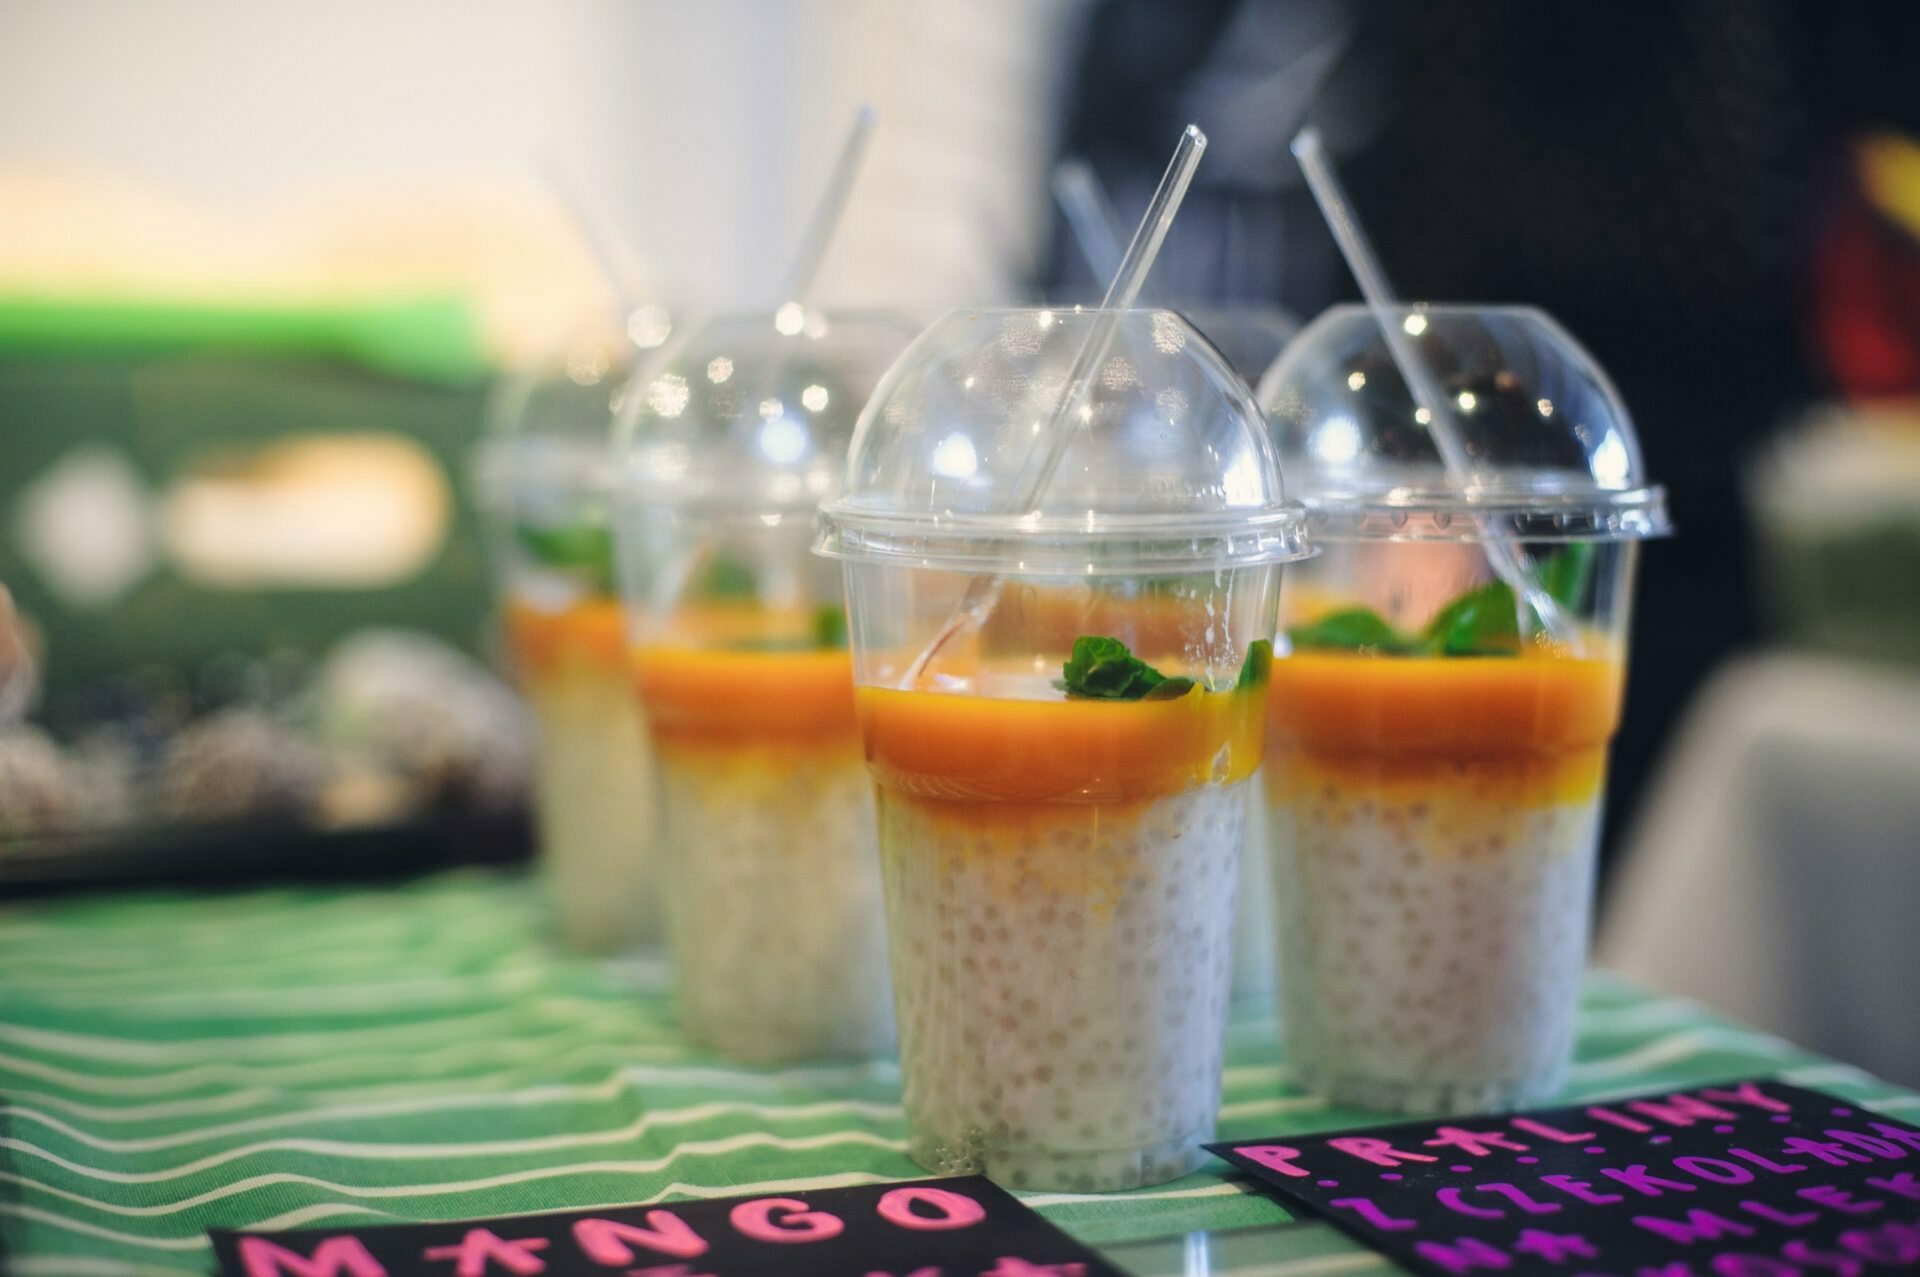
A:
1266,650,1624,809
505,596,627,677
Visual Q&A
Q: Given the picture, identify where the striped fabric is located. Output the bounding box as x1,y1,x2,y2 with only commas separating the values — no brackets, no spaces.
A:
1,870,1913,1277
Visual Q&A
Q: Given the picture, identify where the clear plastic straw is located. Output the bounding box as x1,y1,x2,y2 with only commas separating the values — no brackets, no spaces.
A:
1290,126,1577,648
541,156,648,321
777,104,878,310
1052,158,1126,284
1012,124,1207,512
613,109,879,623
906,126,1209,685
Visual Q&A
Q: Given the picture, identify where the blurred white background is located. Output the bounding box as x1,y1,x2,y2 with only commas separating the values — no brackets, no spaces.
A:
0,0,1082,352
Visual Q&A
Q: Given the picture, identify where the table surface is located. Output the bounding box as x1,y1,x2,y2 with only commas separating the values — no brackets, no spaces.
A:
3,870,1914,1277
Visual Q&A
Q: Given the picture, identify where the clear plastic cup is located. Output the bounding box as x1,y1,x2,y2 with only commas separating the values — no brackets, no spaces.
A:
613,308,915,1062
1182,304,1298,1011
480,322,671,953
818,308,1310,1191
1255,303,1671,1113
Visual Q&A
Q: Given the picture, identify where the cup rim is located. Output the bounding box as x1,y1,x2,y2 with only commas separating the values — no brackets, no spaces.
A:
1295,484,1671,542
813,501,1315,574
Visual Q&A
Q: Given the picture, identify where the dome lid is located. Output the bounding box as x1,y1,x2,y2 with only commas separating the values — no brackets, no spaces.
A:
615,308,917,518
818,307,1309,575
474,323,644,512
1257,304,1670,541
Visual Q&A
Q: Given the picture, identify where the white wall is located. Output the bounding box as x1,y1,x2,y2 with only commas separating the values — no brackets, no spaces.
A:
0,0,1077,318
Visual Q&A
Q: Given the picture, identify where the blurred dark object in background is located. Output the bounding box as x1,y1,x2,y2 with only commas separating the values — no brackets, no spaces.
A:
1814,135,1920,398
0,339,534,887
0,352,493,694
0,171,633,887
1044,0,1920,872
1748,405,1920,666
0,622,533,896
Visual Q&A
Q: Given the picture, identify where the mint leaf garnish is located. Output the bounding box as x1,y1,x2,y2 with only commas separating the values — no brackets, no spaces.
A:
517,521,615,593
724,605,849,653
1236,638,1274,689
1422,543,1593,655
1287,546,1593,658
1422,579,1522,656
1287,608,1422,654
1538,541,1596,609
1052,635,1271,700
726,636,815,652
813,604,849,649
1057,636,1184,700
696,552,758,598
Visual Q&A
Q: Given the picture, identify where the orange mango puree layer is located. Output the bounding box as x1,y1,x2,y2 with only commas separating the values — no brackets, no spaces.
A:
858,684,1264,807
506,596,627,676
1267,651,1623,806
631,645,858,753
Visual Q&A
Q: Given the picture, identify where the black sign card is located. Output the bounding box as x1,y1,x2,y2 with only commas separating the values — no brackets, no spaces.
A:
210,1174,1131,1277
1208,1081,1920,1276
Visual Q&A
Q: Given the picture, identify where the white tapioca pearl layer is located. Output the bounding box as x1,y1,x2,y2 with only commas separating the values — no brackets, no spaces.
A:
878,782,1246,1192
1267,775,1598,1113
659,740,893,1063
525,664,661,953
1232,795,1277,1008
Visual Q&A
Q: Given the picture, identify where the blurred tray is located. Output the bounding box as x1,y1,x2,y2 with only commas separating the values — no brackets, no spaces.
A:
0,808,530,899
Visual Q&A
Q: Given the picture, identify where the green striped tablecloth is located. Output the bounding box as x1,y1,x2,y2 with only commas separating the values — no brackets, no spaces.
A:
1,870,1913,1277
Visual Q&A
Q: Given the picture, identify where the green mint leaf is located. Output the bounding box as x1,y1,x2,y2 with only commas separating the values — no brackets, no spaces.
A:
1286,608,1422,654
1537,542,1596,610
695,552,758,598
1287,547,1592,661
1141,676,1197,700
1236,638,1274,689
516,521,615,593
813,605,849,649
725,636,815,652
725,606,848,653
1422,579,1523,656
1060,635,1176,701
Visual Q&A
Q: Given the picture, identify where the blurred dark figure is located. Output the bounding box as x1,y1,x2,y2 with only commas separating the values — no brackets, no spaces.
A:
1044,0,1920,876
